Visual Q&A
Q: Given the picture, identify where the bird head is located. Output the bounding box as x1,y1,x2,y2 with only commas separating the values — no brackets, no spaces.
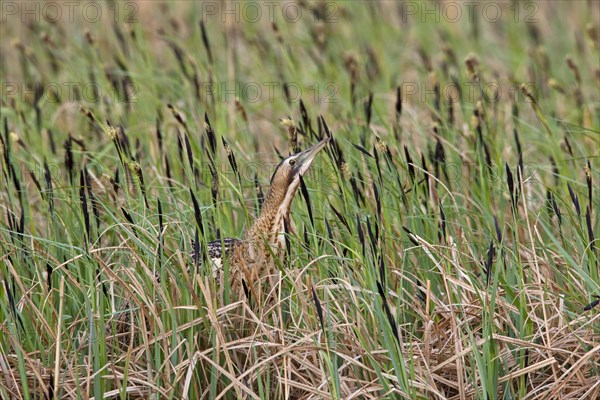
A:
245,137,330,244
268,137,330,200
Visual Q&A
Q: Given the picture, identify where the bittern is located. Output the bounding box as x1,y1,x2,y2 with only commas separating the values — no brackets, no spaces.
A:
204,137,330,297
112,138,329,346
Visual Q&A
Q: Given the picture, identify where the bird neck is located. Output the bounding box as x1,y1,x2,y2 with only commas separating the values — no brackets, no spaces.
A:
244,180,299,243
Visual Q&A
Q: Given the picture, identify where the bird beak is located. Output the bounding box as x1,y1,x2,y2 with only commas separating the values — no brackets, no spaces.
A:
292,137,330,177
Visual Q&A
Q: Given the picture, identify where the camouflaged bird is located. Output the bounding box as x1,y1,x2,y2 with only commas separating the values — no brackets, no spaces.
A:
204,137,330,297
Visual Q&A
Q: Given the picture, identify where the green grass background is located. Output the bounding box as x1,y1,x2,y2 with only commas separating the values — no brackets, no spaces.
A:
1,1,599,399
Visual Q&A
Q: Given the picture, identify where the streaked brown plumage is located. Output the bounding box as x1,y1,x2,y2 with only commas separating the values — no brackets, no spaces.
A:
208,137,330,297
111,139,329,347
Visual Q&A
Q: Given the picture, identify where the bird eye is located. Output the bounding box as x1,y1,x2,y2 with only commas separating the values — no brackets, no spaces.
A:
289,159,297,166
